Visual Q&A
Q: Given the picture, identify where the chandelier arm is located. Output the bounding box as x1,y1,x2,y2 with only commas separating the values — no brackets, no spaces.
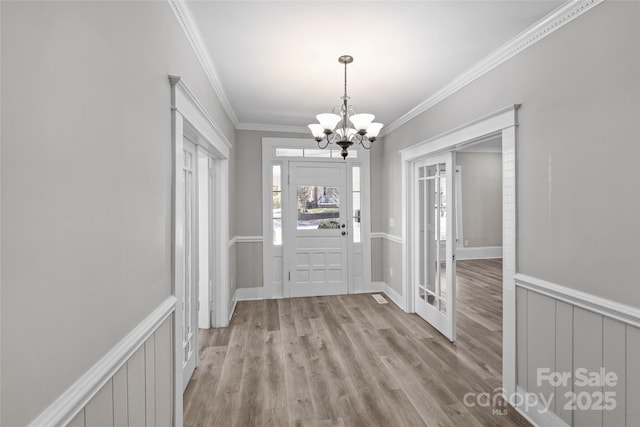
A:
359,136,373,150
317,137,330,149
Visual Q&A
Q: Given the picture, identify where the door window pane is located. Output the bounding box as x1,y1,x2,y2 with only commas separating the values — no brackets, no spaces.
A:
352,166,361,243
272,164,282,245
304,149,331,158
297,185,340,230
276,148,303,157
417,162,448,310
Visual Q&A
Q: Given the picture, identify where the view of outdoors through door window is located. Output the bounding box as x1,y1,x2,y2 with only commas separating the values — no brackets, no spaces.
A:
297,185,340,229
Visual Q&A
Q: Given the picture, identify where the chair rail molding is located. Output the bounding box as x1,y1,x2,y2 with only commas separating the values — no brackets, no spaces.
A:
27,297,177,427
371,232,403,245
515,273,640,328
381,0,604,137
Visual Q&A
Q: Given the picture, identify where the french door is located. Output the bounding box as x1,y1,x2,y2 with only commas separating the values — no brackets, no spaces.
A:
413,152,456,341
181,139,198,390
286,161,349,297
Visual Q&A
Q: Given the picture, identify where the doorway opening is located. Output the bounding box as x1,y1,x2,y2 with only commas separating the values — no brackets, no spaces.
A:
262,138,374,299
401,104,519,398
170,75,231,427
454,136,505,388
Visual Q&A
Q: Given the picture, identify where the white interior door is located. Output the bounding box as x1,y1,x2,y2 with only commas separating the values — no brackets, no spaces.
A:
413,152,456,341
182,139,198,389
286,161,348,297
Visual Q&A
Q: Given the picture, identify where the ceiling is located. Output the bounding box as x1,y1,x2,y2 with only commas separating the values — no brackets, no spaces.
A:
187,1,565,132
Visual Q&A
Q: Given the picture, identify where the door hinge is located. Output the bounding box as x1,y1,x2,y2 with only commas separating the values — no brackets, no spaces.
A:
288,174,290,185
288,271,291,281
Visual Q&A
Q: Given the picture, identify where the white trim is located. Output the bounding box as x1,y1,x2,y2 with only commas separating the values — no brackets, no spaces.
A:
400,105,517,162
168,76,231,151
262,137,372,299
168,1,239,127
400,104,519,398
381,0,603,137
370,232,403,245
233,287,266,301
228,297,238,322
456,246,502,260
169,0,602,142
235,235,264,244
373,282,406,311
236,122,309,134
170,75,230,427
513,386,571,427
515,274,640,329
28,297,176,427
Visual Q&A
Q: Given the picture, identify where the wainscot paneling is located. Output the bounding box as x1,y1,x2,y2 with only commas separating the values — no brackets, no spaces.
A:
27,297,176,427
515,275,640,427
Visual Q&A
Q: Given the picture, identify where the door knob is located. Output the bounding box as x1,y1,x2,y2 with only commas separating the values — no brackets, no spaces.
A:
341,224,346,228
341,231,346,236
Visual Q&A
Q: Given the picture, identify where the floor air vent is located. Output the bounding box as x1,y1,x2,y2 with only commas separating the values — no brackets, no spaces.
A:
372,294,388,304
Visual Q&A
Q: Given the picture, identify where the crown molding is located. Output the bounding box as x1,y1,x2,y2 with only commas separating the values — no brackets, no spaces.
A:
170,0,603,138
237,122,309,134
381,0,604,137
168,0,240,128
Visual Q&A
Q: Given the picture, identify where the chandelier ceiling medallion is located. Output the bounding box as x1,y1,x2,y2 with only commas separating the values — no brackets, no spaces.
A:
308,55,383,159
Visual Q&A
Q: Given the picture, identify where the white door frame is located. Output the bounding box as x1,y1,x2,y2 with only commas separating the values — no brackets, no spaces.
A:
262,137,372,299
169,75,231,427
400,104,519,399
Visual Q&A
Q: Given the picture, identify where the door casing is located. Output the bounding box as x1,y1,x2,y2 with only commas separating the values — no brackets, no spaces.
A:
262,138,372,299
170,75,231,427
400,104,519,400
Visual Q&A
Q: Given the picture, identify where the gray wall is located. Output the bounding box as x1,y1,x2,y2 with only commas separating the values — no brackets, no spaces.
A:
233,129,306,289
457,152,502,247
381,1,640,307
0,1,234,425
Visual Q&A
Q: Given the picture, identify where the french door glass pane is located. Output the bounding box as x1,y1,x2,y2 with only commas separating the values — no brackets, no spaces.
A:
418,163,448,310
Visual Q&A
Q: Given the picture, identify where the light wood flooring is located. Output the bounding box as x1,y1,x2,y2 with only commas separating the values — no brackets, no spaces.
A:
184,258,530,427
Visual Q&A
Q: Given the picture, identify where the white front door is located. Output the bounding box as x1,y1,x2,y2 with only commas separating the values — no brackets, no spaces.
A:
286,161,349,297
181,139,198,390
413,152,457,341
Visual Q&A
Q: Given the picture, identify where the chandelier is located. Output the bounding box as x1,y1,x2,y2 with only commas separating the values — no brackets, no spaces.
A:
308,55,383,159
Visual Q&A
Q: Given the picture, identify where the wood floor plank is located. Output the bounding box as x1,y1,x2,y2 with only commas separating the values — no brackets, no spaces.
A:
184,259,531,427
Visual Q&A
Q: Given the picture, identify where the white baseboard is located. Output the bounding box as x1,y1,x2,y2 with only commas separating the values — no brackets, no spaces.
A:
28,296,177,427
372,281,406,311
513,386,570,427
233,286,265,301
228,296,238,322
456,246,502,260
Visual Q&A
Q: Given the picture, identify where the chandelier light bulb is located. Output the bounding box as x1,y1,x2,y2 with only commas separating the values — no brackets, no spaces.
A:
349,113,375,133
365,122,383,139
308,124,325,139
316,113,341,132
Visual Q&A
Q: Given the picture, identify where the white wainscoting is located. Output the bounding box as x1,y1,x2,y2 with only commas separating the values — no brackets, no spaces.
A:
515,275,640,427
28,297,176,427
456,246,502,260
